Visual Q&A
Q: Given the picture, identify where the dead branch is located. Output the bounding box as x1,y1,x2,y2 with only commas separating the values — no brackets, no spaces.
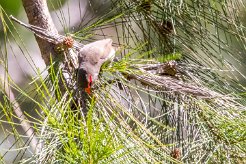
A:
128,71,220,98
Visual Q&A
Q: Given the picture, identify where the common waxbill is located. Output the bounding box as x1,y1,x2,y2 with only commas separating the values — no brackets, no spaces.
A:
77,39,115,94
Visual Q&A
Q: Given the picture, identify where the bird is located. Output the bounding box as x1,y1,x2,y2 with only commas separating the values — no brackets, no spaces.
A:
77,39,116,94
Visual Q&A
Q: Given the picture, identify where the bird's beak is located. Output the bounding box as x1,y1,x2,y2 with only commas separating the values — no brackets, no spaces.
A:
85,87,91,94
85,74,93,94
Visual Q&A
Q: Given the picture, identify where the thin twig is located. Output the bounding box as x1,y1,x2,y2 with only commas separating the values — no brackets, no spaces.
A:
10,15,84,51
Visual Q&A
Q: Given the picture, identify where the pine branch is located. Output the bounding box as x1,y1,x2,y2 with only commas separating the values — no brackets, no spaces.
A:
10,15,225,99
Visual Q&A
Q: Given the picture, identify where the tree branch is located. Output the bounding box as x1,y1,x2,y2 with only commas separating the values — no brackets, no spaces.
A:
22,0,58,65
10,15,84,51
9,14,224,98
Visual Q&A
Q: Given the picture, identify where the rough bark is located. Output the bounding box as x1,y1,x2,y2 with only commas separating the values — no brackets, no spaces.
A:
22,0,58,65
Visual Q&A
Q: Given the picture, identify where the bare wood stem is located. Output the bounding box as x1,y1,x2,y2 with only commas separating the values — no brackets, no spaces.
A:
21,0,58,65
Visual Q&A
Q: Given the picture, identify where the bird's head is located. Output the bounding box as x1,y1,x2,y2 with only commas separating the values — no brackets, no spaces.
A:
77,38,116,94
77,68,94,94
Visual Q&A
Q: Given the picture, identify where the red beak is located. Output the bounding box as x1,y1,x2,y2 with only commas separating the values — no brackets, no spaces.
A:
85,87,91,94
85,75,92,94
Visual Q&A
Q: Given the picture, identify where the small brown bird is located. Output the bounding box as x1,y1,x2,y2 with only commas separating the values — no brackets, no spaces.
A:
77,39,115,94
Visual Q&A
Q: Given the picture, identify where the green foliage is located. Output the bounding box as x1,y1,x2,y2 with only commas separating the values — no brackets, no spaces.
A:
1,0,246,163
44,98,125,163
15,63,175,163
155,52,182,63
